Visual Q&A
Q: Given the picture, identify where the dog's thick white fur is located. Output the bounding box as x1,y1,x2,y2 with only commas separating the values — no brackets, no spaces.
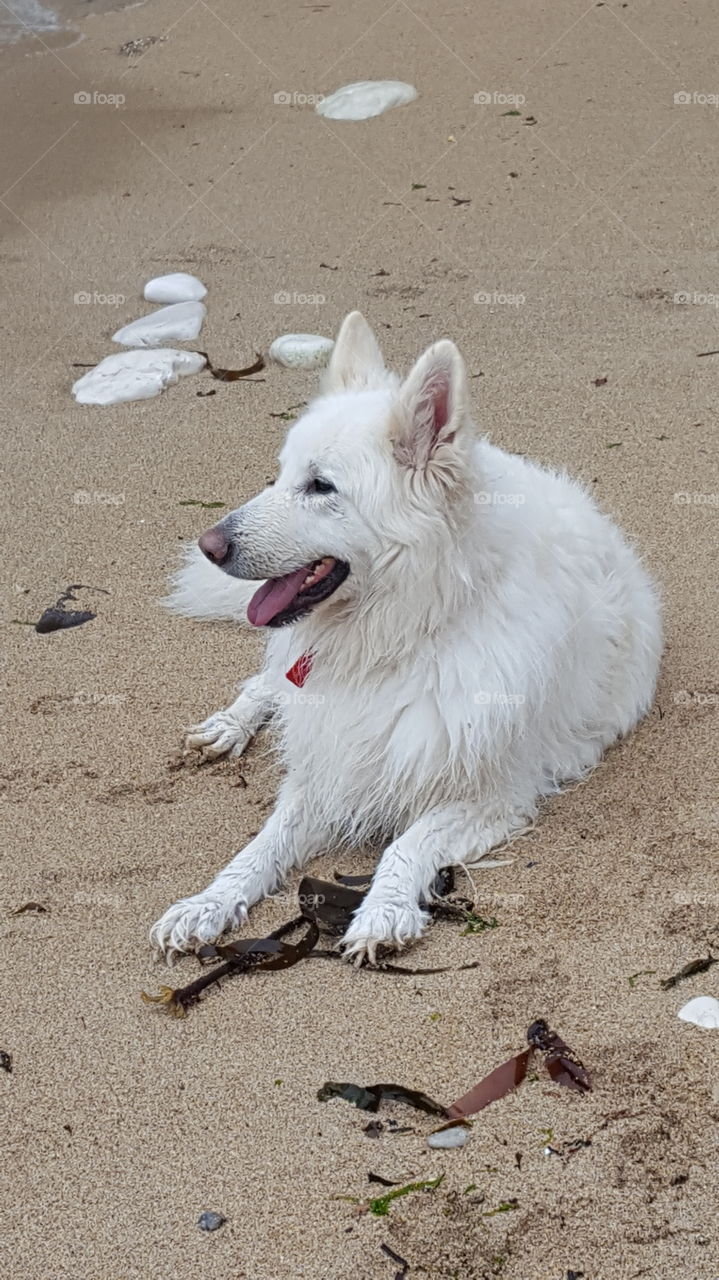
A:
151,312,662,964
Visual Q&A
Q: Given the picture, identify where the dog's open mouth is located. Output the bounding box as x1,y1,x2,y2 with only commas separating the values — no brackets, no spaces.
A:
247,557,350,627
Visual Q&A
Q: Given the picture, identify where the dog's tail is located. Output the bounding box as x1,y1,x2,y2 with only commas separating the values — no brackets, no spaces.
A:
163,543,256,624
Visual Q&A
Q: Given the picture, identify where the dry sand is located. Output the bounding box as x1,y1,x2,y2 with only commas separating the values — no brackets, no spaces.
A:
1,2,718,1277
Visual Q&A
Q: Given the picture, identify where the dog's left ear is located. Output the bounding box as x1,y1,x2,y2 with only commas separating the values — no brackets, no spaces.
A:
393,339,470,470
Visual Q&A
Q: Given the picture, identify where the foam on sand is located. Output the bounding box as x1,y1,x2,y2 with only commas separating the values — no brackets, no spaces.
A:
72,349,206,405
316,80,418,121
144,273,207,304
268,333,334,369
113,301,206,347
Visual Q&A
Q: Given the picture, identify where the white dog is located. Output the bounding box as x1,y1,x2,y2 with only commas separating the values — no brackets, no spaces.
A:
151,312,662,964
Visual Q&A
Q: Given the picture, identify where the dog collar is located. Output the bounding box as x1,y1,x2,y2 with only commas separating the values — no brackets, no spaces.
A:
285,651,314,688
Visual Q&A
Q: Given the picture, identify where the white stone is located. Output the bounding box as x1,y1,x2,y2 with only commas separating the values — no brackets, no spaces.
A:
143,273,207,303
427,1121,471,1150
316,80,418,122
113,301,206,347
678,996,719,1029
268,333,334,369
72,348,206,405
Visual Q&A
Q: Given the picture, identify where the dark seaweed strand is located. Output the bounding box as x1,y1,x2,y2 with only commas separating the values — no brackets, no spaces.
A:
143,915,311,1015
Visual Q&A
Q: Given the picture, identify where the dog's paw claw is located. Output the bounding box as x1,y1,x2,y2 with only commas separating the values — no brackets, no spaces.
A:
184,712,251,761
339,901,429,967
150,895,247,963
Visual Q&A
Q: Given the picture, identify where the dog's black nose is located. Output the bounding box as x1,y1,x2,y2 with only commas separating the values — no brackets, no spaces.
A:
199,526,229,564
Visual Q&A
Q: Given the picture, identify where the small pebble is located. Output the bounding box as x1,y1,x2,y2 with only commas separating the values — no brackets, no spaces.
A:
427,1120,471,1149
197,1210,226,1232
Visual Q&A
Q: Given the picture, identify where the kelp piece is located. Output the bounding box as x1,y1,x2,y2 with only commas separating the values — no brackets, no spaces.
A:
660,956,716,990
199,351,265,381
317,1080,449,1118
141,918,319,1016
299,876,365,931
35,584,108,634
447,1050,530,1118
380,1241,409,1278
526,1019,591,1093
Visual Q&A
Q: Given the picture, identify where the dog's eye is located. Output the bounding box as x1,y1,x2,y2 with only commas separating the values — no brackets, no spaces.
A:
307,478,336,495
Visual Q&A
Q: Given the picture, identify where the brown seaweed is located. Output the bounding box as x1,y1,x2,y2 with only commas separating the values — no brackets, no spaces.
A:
380,1241,409,1278
141,917,319,1017
527,1019,591,1093
660,955,716,990
198,351,265,381
447,1050,531,1118
35,584,108,633
317,1080,449,1118
299,876,365,931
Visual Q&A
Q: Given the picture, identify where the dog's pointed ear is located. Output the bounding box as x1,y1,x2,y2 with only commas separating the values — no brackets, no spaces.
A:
393,339,470,469
321,311,387,392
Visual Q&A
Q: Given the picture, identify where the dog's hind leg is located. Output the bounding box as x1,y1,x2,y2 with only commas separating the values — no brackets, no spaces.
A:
150,783,329,961
339,801,530,966
184,673,276,761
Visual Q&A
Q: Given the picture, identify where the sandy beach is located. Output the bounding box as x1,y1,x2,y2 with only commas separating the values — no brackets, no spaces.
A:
1,1,718,1277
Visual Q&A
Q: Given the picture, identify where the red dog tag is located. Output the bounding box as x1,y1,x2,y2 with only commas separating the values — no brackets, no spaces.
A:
285,651,314,688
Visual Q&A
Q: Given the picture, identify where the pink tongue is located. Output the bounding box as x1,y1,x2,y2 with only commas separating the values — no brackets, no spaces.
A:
247,566,311,627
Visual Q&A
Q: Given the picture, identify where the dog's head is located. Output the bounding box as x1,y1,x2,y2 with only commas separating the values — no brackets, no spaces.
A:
199,312,476,628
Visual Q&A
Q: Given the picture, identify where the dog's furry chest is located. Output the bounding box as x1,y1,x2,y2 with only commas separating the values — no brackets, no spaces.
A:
271,657,453,838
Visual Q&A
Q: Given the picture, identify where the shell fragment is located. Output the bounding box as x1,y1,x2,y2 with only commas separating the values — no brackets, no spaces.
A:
678,996,719,1029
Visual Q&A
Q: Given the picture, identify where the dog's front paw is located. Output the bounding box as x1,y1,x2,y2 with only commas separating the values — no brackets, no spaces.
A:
184,711,252,761
150,894,247,963
339,900,430,967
